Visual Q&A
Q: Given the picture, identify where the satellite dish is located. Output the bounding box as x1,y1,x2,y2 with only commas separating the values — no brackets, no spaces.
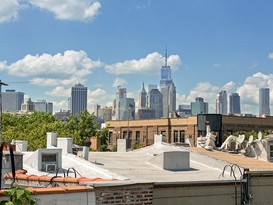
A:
258,131,262,141
248,135,253,144
236,134,245,144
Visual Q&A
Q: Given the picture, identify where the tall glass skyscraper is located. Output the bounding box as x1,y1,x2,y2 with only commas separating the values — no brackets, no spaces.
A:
229,93,241,114
159,49,176,118
147,88,163,118
112,86,135,120
191,97,208,115
2,90,24,112
259,88,270,117
216,90,227,115
71,84,87,117
34,100,53,114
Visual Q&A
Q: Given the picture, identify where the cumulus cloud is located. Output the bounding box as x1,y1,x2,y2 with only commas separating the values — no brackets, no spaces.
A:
45,86,70,97
112,77,127,87
53,100,68,113
105,52,181,75
236,72,273,113
28,0,101,22
8,50,102,79
177,81,236,113
0,0,21,23
87,88,107,110
0,61,7,71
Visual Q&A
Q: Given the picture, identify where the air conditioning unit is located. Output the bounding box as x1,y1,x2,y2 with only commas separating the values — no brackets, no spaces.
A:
45,164,57,172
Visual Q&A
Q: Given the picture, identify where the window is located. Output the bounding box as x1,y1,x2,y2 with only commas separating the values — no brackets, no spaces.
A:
174,131,178,143
180,131,185,143
161,131,166,142
123,131,127,139
136,131,140,144
128,131,132,140
42,154,57,162
270,144,273,158
109,132,113,144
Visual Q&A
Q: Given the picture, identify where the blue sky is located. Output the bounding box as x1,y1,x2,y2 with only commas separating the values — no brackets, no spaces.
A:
1,0,273,115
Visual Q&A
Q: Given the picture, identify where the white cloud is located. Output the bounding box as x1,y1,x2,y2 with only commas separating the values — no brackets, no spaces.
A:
177,81,236,113
45,86,70,97
112,77,127,87
0,61,7,71
236,72,273,114
53,100,68,113
0,0,21,23
30,77,83,87
176,72,273,115
8,50,102,79
28,0,101,22
212,63,222,68
268,53,273,59
105,52,181,75
87,88,107,110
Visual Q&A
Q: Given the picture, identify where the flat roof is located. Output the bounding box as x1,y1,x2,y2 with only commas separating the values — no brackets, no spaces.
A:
85,143,242,183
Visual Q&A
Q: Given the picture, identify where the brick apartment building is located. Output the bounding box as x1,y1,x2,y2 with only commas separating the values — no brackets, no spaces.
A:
106,114,273,149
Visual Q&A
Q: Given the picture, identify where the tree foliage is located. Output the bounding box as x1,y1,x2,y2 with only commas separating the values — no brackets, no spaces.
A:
97,126,109,151
2,109,98,151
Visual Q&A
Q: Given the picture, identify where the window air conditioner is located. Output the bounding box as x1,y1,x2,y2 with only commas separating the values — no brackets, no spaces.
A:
45,164,57,172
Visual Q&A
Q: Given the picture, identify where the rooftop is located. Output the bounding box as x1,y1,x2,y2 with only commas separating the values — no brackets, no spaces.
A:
84,142,243,183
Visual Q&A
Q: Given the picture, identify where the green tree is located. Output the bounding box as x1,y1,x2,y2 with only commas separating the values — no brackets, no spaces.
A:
2,110,98,150
97,127,109,151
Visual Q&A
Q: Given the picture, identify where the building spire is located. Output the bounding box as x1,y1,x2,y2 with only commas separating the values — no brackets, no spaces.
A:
141,82,146,94
165,45,168,67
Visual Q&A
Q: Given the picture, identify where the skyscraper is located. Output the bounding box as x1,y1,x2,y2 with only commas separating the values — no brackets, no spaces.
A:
34,100,53,114
71,84,87,117
138,83,147,109
2,90,24,113
229,93,241,114
112,86,135,120
216,90,227,115
147,88,163,118
160,49,176,117
259,88,270,117
191,97,208,115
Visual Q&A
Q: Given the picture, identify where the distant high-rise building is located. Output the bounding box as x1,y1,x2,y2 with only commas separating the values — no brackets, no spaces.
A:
147,88,163,119
55,110,70,121
93,104,101,117
98,106,112,121
34,100,53,114
191,97,208,115
112,86,135,120
71,84,87,117
259,88,270,117
2,90,24,113
216,90,227,115
148,84,157,92
177,104,191,117
160,49,176,117
21,98,35,112
229,93,241,114
138,83,147,109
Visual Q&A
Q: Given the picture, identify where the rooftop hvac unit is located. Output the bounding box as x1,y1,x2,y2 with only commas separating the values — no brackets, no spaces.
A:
45,164,56,172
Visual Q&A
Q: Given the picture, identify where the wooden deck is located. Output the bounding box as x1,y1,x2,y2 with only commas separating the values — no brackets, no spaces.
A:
188,147,273,171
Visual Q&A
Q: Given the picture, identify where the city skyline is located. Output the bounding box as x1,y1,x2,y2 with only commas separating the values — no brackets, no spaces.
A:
1,1,273,115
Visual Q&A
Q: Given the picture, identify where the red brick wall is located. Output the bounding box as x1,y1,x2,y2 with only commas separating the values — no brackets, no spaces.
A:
95,183,153,205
